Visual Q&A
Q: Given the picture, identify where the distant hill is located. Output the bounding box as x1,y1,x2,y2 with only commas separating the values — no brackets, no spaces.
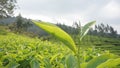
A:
0,17,120,38
0,17,16,25
0,17,48,37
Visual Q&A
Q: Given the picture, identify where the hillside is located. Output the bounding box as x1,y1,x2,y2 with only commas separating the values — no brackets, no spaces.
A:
0,26,71,67
0,25,120,68
73,35,120,55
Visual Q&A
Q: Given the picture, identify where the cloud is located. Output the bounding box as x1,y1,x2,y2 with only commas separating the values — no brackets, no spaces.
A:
109,24,120,34
100,0,120,19
15,0,120,33
17,0,110,15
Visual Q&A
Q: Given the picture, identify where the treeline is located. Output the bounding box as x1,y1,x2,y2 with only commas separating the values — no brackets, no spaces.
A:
56,23,78,35
0,14,49,37
57,22,120,38
9,14,33,33
0,14,119,38
89,23,118,38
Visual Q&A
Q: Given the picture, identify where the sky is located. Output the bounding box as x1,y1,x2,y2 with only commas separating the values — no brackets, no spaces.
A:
15,0,120,34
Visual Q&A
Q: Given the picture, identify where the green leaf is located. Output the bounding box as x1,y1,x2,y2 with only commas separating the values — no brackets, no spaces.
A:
5,61,20,68
97,58,120,68
85,54,115,68
80,63,87,68
80,21,96,40
66,54,77,68
30,58,40,68
50,53,59,63
32,20,77,53
44,58,52,68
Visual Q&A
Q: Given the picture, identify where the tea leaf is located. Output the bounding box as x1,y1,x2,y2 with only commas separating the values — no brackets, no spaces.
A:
5,61,20,68
97,58,120,68
44,58,52,68
85,54,115,68
66,54,77,68
32,20,77,53
50,53,59,63
30,58,40,68
80,21,96,40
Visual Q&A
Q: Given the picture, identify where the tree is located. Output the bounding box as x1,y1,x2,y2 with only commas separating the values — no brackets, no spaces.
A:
72,21,81,35
9,14,33,33
0,0,17,19
109,26,117,37
16,14,23,31
91,23,118,38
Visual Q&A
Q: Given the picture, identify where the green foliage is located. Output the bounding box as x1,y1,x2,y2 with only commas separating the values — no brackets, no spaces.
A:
0,33,70,67
0,28,8,35
84,54,116,68
5,61,20,68
44,58,52,68
32,20,77,53
97,58,120,68
0,21,120,68
0,32,120,68
50,53,59,63
65,54,77,68
80,21,96,40
30,58,40,68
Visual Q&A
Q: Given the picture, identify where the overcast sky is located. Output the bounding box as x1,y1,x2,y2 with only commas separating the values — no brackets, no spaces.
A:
15,0,120,34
